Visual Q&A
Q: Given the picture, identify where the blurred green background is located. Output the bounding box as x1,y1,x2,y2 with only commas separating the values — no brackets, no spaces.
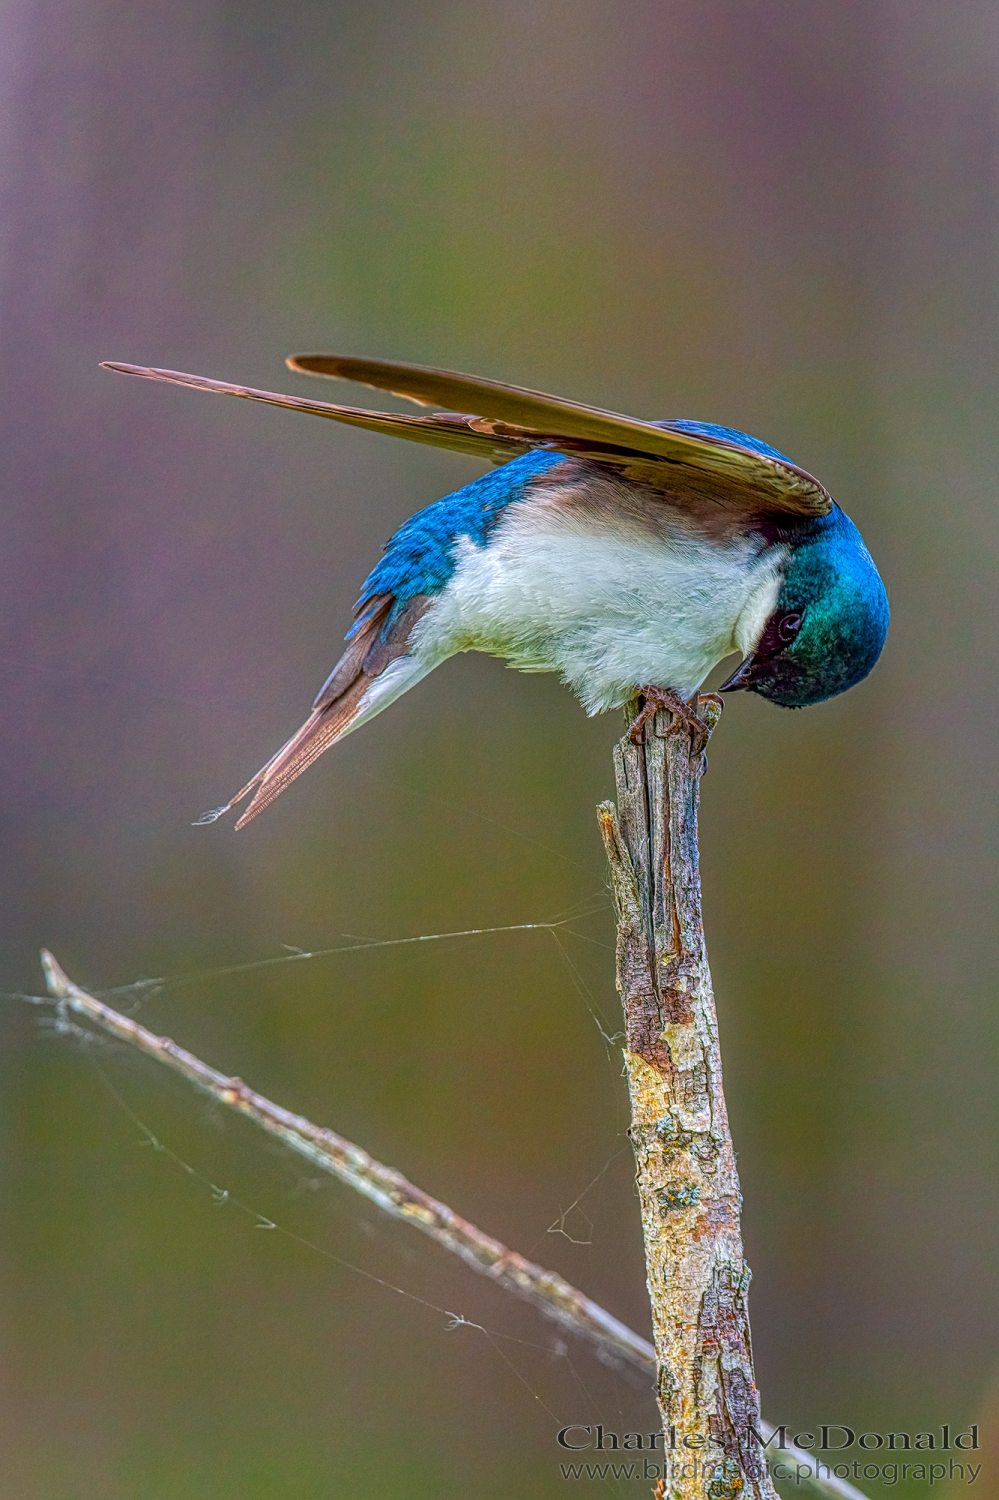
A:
1,1,997,1495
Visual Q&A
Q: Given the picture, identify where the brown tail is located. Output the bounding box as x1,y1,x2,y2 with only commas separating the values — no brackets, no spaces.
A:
197,593,432,829
239,677,370,828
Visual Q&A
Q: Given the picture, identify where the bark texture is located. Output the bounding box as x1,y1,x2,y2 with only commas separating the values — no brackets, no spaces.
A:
598,699,776,1500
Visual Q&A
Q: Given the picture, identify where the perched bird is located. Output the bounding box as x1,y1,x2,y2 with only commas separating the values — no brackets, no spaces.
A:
103,355,889,828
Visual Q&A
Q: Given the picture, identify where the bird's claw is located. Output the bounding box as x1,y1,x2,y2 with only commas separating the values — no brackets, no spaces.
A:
629,686,715,750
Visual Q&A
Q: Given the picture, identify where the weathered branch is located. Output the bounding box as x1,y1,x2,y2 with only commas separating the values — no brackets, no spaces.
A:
599,698,773,1500
39,950,650,1367
38,950,866,1500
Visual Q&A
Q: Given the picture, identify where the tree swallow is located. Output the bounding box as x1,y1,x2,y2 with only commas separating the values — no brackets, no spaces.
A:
103,355,889,827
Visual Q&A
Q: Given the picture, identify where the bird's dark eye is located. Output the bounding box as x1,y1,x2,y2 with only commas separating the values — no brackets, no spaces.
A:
777,611,802,644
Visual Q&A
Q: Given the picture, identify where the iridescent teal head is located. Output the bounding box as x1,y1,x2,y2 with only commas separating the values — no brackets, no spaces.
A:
721,506,889,707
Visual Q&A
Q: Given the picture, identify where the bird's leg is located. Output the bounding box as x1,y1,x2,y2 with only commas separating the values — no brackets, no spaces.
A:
629,686,712,749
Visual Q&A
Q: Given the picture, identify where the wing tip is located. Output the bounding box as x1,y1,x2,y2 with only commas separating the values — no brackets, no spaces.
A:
287,354,339,377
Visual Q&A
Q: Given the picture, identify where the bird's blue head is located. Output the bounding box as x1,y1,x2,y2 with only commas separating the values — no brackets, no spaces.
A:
721,506,890,707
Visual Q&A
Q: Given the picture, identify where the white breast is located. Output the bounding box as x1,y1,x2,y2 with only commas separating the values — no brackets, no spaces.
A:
408,479,786,713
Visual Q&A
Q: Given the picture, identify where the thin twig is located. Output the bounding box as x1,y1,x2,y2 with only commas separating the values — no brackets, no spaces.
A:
39,951,649,1365
38,949,866,1500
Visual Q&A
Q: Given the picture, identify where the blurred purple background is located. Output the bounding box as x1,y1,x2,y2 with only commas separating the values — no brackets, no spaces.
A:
1,2,998,1495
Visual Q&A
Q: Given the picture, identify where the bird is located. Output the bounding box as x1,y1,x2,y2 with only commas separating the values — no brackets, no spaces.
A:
102,354,890,828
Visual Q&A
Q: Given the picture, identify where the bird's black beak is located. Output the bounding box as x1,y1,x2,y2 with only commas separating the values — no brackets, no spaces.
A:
718,656,755,692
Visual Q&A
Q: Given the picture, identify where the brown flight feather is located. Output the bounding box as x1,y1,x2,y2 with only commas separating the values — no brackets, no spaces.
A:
232,679,370,829
288,353,833,518
102,360,833,520
222,596,431,828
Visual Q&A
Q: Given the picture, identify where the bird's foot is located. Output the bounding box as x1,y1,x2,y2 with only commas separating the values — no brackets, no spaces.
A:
629,686,716,750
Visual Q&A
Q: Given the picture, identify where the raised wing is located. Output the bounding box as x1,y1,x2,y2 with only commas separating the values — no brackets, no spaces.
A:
289,354,833,518
100,364,529,465
102,357,833,518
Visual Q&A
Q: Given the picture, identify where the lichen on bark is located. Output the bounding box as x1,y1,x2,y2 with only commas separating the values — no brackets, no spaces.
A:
598,698,776,1500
